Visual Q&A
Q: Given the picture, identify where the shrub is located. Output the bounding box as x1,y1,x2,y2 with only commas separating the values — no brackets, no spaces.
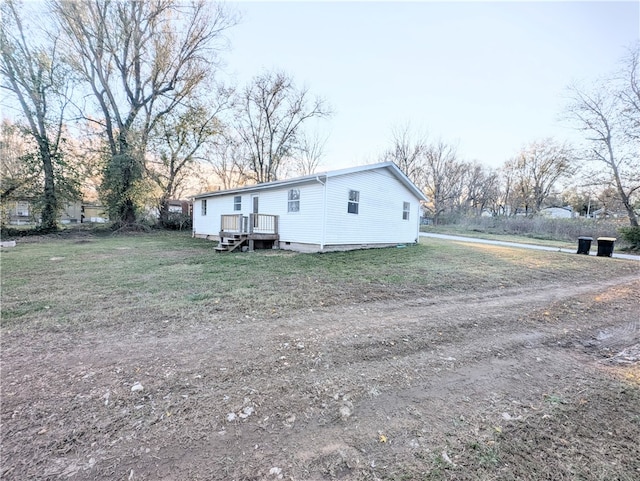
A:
618,226,640,250
161,213,192,231
0,225,57,238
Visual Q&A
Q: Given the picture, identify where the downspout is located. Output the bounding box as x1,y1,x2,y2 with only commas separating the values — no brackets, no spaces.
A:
415,200,421,244
316,176,327,250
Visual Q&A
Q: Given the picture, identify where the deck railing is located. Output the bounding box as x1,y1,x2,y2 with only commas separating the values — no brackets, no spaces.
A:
220,214,245,233
220,213,278,235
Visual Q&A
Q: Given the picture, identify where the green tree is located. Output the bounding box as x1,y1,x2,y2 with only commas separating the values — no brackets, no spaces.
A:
0,120,38,202
147,98,227,227
54,0,236,226
0,0,74,230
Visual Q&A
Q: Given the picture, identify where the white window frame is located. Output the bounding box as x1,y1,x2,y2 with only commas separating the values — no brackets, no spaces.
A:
348,190,359,214
288,189,300,213
403,201,410,220
201,199,207,216
233,195,242,211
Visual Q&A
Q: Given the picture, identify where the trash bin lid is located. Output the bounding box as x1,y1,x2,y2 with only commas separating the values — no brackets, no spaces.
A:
597,237,617,241
578,236,593,240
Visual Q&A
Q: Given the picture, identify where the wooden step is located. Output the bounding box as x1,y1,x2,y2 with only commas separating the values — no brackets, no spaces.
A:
215,234,248,253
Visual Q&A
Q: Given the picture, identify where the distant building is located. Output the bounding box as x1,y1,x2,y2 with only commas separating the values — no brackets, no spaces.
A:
167,200,192,216
60,202,108,224
540,206,574,219
2,200,32,225
2,200,108,226
590,208,624,220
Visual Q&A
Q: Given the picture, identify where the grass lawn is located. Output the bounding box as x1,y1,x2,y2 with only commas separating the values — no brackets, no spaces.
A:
1,231,639,480
1,231,637,332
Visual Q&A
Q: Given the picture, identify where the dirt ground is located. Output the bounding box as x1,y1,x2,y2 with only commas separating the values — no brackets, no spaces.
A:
2,274,640,480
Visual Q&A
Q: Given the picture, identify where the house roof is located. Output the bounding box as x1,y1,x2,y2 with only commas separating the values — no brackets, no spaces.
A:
193,162,428,201
541,206,573,212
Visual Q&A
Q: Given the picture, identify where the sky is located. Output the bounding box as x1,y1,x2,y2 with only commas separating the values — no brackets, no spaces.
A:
221,1,640,170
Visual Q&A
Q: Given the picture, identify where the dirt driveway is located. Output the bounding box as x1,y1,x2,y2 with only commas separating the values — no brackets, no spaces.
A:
2,275,639,480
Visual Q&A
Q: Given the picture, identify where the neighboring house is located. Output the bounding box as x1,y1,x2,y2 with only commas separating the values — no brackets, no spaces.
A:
60,202,108,224
540,206,573,219
2,200,32,225
590,208,626,220
2,200,108,226
192,162,428,253
147,200,192,219
168,200,192,215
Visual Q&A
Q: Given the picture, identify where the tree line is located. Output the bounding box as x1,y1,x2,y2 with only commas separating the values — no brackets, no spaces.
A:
0,0,330,230
1,0,638,230
380,129,572,224
380,45,639,227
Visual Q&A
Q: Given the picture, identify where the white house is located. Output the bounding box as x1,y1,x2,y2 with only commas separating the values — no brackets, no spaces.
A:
192,162,428,253
539,206,574,219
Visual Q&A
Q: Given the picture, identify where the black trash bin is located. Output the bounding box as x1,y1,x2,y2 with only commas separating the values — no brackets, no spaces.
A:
597,237,616,257
577,236,593,255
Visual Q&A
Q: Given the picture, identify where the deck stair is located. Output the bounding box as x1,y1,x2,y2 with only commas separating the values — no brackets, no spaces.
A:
215,213,279,253
214,234,248,253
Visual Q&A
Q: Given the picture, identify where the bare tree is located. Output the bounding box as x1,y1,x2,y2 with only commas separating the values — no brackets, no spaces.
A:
482,170,505,217
459,162,499,217
421,140,466,224
0,0,75,230
205,130,251,190
54,0,236,225
294,131,327,176
234,70,331,183
500,161,525,216
504,139,576,215
379,128,472,223
379,124,428,187
565,45,640,226
617,45,640,141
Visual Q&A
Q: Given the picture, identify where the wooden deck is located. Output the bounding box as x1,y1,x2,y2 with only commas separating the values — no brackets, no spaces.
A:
216,214,279,252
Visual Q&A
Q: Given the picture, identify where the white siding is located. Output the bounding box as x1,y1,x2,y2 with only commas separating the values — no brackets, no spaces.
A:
193,164,423,249
324,168,420,245
193,195,241,236
255,181,325,244
193,181,325,244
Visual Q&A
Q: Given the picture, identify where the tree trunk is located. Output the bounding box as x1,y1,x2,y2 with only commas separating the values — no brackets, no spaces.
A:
39,140,58,230
122,198,137,225
607,141,638,227
158,197,170,227
618,188,638,227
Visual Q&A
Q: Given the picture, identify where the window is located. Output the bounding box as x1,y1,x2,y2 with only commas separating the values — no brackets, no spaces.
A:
403,202,410,220
348,190,359,214
16,201,29,216
201,199,207,216
288,189,300,212
233,196,242,211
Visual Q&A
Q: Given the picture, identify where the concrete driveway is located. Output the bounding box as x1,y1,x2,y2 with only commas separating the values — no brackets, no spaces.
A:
419,232,640,262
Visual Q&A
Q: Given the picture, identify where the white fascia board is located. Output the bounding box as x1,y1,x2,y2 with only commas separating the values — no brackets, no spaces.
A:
192,161,427,202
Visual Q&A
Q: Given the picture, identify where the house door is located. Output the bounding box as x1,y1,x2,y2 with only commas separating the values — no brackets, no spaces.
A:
251,195,259,229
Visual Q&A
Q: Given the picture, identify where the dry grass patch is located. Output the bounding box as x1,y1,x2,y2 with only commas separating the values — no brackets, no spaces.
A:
1,231,639,480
